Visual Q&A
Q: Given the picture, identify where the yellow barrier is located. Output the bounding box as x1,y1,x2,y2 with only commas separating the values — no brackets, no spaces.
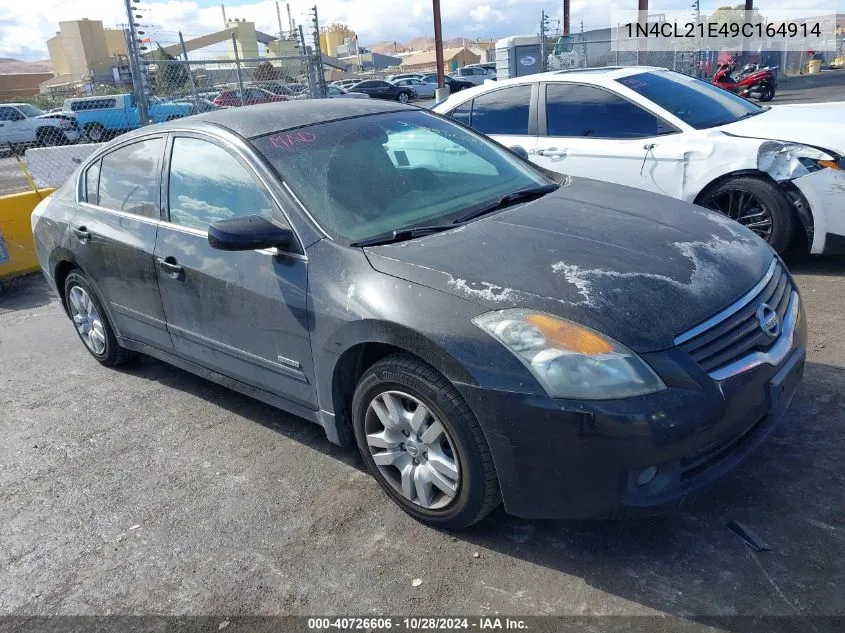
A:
0,189,55,282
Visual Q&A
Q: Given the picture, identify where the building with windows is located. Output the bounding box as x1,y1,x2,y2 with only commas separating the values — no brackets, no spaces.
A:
320,24,357,57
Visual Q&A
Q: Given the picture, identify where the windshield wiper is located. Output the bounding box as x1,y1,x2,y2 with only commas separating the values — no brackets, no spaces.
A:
350,224,455,247
453,184,559,224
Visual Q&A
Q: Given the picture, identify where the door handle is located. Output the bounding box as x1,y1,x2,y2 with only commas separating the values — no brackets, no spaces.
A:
72,226,91,243
157,256,184,277
536,148,568,158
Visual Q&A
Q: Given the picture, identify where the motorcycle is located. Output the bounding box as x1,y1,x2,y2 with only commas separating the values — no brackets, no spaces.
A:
713,63,777,102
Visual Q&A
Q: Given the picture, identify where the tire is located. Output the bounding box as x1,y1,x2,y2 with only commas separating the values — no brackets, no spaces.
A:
759,83,775,102
397,92,410,104
35,127,63,147
64,271,132,367
352,354,500,529
697,176,796,254
165,114,183,121
84,123,106,143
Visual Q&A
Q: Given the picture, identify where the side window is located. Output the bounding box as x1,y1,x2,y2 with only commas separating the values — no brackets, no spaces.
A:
449,101,472,126
168,137,275,231
98,138,164,218
545,84,662,139
0,106,14,121
85,159,101,205
469,85,532,135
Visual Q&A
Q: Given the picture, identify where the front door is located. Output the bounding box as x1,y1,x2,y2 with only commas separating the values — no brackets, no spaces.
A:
532,82,686,198
155,134,316,408
72,136,174,351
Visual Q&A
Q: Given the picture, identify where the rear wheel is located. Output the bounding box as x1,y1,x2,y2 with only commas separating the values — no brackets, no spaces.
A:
352,354,500,529
84,123,106,143
759,83,775,102
64,271,132,366
698,176,796,253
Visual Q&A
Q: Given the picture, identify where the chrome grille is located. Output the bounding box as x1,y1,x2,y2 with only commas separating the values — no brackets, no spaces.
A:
675,260,796,379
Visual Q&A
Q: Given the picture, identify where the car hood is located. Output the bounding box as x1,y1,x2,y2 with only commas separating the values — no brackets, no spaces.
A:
365,178,773,353
718,105,845,154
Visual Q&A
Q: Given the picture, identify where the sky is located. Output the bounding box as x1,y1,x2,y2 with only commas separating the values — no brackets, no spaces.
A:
0,0,840,61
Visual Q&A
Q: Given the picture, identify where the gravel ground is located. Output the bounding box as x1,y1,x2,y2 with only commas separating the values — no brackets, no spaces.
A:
0,253,843,618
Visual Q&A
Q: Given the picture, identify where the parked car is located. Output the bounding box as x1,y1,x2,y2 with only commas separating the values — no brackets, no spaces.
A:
263,83,310,99
390,77,436,99
63,94,189,142
463,62,497,80
448,65,495,85
327,85,369,99
420,74,474,93
332,79,361,89
32,100,806,528
171,98,223,113
347,80,415,103
434,67,845,255
0,103,80,151
213,87,291,108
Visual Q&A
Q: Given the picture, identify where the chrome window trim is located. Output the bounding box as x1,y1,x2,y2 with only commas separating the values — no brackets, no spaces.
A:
78,201,160,225
709,292,800,381
674,259,777,346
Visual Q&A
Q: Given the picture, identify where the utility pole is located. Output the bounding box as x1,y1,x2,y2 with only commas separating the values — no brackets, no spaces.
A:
310,5,327,97
563,0,570,35
231,32,245,106
433,0,446,94
122,0,149,126
540,11,547,72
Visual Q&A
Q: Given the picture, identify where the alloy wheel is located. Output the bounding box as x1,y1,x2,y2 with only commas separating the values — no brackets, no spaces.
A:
68,285,106,355
702,188,774,241
364,390,460,510
398,93,409,104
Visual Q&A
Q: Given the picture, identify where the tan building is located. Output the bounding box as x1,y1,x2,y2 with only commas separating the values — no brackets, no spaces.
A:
320,24,356,57
399,47,481,74
42,19,128,93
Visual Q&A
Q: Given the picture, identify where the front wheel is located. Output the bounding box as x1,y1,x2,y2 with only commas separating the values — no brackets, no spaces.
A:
84,123,106,143
758,83,775,102
64,271,132,366
352,354,500,529
697,176,796,253
397,92,409,104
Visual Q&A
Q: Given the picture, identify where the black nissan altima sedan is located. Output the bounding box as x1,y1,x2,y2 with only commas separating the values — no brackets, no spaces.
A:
31,100,806,528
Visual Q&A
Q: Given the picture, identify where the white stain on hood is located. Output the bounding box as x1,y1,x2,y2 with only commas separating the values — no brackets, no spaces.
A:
447,278,518,303
552,232,761,307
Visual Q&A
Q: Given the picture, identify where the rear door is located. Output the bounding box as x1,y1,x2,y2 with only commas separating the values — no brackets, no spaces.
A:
154,133,316,408
72,136,174,350
533,82,686,198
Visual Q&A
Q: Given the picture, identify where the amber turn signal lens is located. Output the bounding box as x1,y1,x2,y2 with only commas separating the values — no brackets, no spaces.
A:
817,160,842,171
526,314,614,355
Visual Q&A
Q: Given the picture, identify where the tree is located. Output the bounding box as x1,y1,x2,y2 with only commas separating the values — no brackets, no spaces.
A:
254,61,283,81
153,43,189,96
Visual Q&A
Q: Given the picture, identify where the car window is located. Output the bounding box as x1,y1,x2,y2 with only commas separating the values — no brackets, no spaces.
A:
97,138,164,219
251,110,549,243
545,83,663,138
168,137,274,231
0,106,21,121
328,86,341,96
616,70,761,129
449,101,472,126
468,85,532,136
85,159,101,205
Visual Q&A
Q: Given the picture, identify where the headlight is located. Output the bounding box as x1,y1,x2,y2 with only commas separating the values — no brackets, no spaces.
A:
757,141,843,181
473,309,666,400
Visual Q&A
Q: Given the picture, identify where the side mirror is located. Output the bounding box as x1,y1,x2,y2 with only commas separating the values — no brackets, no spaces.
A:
208,214,292,251
509,145,530,161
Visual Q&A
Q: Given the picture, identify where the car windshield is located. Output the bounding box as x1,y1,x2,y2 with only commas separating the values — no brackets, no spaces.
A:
616,70,762,129
251,110,550,243
17,104,43,117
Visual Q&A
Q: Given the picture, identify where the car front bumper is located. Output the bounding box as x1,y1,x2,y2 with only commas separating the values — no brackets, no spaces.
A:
793,167,845,254
455,306,808,520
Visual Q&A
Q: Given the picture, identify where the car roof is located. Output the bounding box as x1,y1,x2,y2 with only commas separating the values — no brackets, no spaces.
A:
129,99,416,140
434,66,666,108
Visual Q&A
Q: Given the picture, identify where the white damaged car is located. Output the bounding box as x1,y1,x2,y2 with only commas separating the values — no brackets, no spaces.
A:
433,67,845,254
